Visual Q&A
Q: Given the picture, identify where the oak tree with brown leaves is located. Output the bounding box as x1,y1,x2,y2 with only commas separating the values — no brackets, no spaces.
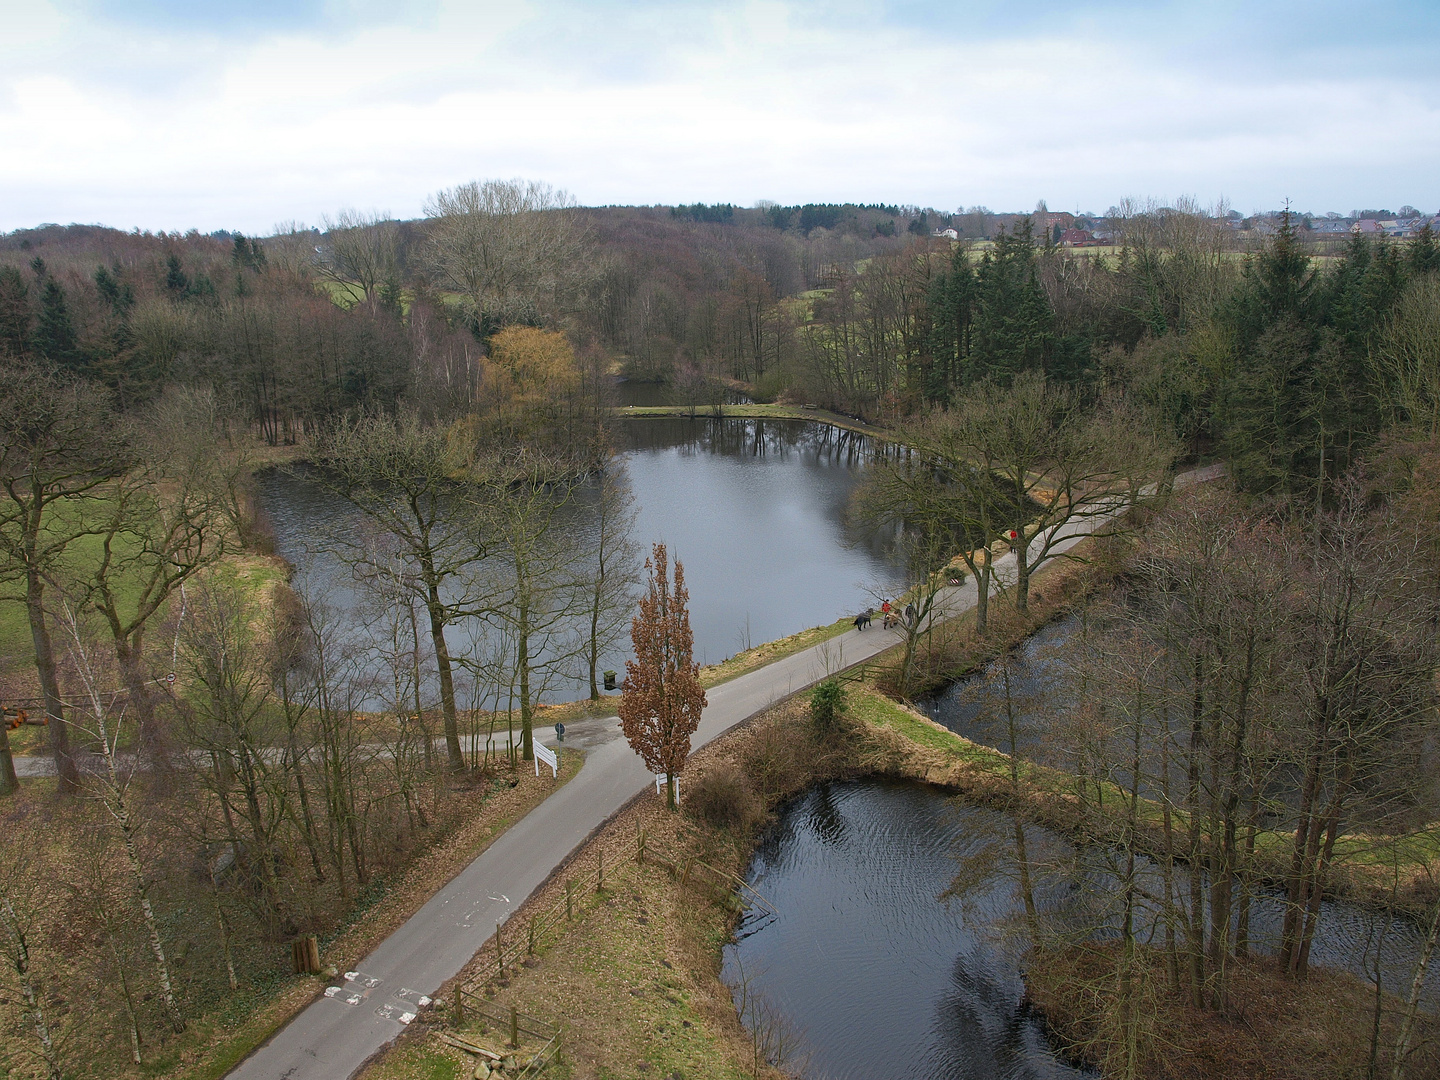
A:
619,543,705,810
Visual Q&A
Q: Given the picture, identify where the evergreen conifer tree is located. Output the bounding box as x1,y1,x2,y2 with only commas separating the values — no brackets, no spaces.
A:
1409,223,1439,276
969,218,1053,384
0,266,30,358
33,278,82,372
925,244,975,400
165,254,189,296
93,265,133,315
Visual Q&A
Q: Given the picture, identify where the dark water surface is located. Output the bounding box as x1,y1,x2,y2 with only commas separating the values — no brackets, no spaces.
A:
727,778,1440,1080
915,617,1077,763
617,418,904,666
255,417,906,698
723,779,1087,1080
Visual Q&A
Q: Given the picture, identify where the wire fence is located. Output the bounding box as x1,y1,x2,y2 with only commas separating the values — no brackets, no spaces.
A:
452,818,777,1073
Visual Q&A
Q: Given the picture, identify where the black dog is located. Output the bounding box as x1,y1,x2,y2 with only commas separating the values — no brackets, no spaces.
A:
854,612,872,630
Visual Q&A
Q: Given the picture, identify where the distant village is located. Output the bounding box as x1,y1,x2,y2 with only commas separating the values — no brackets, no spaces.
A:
938,206,1440,247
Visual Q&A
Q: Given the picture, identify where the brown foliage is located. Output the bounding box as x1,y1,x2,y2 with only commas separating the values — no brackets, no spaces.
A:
683,763,762,831
619,544,706,807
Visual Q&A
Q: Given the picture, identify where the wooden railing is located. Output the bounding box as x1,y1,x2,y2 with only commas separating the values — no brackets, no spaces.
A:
461,847,629,993
634,827,776,917
444,999,560,1079
451,823,776,1074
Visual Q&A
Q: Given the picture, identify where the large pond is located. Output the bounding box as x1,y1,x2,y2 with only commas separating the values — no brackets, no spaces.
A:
255,418,905,701
728,778,1440,1079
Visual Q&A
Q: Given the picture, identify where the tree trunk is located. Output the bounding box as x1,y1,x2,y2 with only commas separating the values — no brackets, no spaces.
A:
1185,653,1207,1008
214,888,238,991
117,798,186,1031
1,897,63,1080
517,583,534,762
26,568,77,792
1282,743,1325,968
589,580,603,701
1011,522,1030,614
408,604,434,775
424,580,463,771
0,719,17,796
1296,780,1347,978
113,632,154,726
96,899,144,1064
975,555,991,637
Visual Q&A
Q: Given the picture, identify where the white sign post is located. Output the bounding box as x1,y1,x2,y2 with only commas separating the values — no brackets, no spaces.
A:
535,742,558,779
654,773,678,802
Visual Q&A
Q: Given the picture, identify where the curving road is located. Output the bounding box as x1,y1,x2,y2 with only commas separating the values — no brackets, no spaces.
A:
226,470,1221,1080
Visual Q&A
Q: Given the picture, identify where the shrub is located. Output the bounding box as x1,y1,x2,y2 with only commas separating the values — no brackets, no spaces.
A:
685,763,760,830
745,721,805,800
809,678,845,735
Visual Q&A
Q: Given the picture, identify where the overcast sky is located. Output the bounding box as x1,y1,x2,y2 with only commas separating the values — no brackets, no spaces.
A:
2,0,1437,234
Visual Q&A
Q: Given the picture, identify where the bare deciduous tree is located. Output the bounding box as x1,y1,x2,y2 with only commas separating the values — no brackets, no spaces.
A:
583,456,640,700
55,601,186,1033
424,178,590,329
0,360,128,790
317,209,400,308
308,411,490,771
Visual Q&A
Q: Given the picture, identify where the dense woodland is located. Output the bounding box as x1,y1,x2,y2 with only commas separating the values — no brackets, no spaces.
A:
3,185,1440,1079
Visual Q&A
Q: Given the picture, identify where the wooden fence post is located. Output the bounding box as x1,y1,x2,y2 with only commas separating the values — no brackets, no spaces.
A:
496,921,505,978
509,1005,520,1049
528,916,536,956
455,987,466,1024
597,849,605,892
565,879,574,921
291,935,319,974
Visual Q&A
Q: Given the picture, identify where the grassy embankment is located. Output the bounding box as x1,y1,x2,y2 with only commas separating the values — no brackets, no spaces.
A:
610,401,885,440
1,509,289,757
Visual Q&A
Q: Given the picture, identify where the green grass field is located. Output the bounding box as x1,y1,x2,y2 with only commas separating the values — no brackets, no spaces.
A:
1,499,286,681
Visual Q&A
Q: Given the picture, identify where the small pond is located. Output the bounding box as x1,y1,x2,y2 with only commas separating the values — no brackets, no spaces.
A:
916,616,1077,763
727,778,1440,1079
724,778,1085,1080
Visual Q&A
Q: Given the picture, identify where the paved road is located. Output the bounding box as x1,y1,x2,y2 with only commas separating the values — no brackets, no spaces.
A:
222,480,1180,1080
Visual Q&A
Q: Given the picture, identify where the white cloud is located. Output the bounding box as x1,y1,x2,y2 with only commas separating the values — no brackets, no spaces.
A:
1,0,1436,231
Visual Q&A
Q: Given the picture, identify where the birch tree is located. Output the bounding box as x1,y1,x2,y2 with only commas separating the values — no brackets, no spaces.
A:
56,601,186,1032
